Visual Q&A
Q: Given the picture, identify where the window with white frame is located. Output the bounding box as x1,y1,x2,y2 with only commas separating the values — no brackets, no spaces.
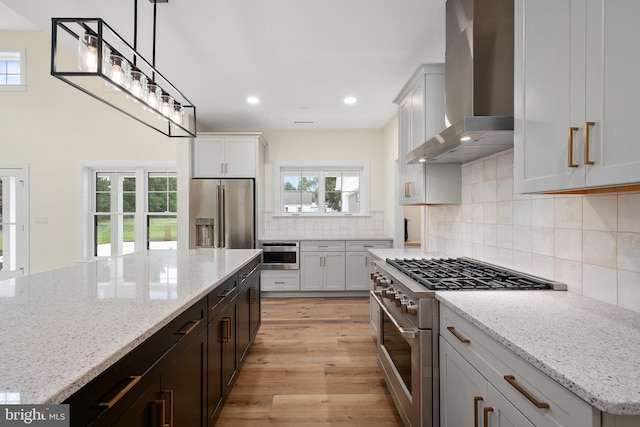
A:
0,49,26,91
90,168,177,257
274,161,369,216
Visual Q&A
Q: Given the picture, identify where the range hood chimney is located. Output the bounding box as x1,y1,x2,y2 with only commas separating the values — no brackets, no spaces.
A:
406,0,514,164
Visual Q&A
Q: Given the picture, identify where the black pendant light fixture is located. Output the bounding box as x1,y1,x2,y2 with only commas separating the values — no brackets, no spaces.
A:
51,0,197,137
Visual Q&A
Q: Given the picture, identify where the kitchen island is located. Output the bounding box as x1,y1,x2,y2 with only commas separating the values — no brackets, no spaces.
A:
0,248,261,406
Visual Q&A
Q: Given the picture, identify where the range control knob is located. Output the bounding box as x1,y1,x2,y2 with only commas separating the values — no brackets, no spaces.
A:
378,278,392,288
382,288,397,299
402,302,418,315
394,292,404,307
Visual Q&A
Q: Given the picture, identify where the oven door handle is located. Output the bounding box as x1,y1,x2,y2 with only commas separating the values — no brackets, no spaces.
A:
371,291,418,340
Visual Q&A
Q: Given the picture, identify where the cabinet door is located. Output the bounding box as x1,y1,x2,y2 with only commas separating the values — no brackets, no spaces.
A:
238,283,251,363
207,301,237,425
160,330,207,427
323,252,346,291
224,137,256,178
193,136,225,178
584,0,640,187
398,91,425,205
249,274,261,340
440,338,487,427
345,252,369,290
221,301,238,393
486,384,535,427
112,377,162,427
300,252,324,290
514,0,587,193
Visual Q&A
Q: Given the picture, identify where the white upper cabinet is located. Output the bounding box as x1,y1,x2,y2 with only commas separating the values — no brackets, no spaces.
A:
515,0,640,193
395,64,461,205
193,133,262,178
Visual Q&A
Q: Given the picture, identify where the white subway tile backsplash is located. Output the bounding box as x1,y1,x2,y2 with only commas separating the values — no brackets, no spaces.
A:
512,200,532,226
532,198,555,227
618,193,640,232
555,197,583,229
555,258,583,294
496,177,513,202
554,228,582,262
618,270,640,313
531,227,554,256
424,149,640,312
582,230,617,268
583,195,617,231
512,225,532,252
583,264,617,305
618,232,640,273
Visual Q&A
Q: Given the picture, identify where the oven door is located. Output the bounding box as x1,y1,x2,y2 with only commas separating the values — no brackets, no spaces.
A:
371,291,432,427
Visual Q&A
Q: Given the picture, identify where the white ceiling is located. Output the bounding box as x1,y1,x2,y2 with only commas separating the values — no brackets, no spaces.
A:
0,0,445,130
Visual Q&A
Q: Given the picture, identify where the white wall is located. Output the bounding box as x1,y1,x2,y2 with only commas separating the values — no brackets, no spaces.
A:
1,31,177,273
425,148,640,313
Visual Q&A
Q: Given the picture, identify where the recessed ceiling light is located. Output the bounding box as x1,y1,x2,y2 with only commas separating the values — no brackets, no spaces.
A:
247,96,260,105
344,96,357,105
460,136,471,141
419,158,426,163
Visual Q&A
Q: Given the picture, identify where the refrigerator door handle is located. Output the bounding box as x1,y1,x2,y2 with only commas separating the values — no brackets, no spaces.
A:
218,184,226,248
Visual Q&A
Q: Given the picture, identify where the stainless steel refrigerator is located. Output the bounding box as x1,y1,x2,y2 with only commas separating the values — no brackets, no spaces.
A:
189,179,255,249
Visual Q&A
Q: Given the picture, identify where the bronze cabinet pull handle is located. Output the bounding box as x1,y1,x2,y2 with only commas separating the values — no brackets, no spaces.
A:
153,399,166,427
221,316,232,343
98,375,142,408
568,127,579,167
178,319,201,336
473,396,484,427
484,406,494,426
404,182,411,198
160,390,174,427
504,375,550,409
447,326,470,344
584,121,595,165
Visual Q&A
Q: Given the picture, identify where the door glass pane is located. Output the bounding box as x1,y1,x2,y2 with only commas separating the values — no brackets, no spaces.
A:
122,214,135,255
0,176,17,272
119,175,136,213
147,215,177,250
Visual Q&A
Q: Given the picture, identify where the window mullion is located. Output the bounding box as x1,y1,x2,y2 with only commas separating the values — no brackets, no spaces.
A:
318,171,326,213
136,169,146,251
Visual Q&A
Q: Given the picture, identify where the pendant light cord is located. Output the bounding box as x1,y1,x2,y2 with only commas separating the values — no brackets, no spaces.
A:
133,0,138,66
152,0,157,80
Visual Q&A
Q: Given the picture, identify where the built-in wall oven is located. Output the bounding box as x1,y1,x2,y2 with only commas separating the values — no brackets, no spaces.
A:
260,242,299,270
371,257,565,427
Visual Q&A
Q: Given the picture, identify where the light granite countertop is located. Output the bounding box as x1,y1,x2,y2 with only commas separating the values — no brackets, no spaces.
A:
0,249,261,404
259,236,393,242
436,291,640,415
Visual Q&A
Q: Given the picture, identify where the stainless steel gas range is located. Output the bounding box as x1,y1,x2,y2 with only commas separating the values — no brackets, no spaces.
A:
370,257,566,427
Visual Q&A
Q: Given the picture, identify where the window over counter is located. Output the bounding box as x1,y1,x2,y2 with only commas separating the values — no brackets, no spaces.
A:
0,49,25,91
274,161,369,216
82,165,177,259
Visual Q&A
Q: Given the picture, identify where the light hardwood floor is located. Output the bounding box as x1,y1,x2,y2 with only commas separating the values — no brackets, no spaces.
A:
215,297,404,426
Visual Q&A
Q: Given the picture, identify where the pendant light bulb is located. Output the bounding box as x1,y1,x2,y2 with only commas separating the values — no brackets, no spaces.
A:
108,52,127,87
171,102,184,125
127,69,147,100
78,32,98,72
160,92,173,119
146,82,160,111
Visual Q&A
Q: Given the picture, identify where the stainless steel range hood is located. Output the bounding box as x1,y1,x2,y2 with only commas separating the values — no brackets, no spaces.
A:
405,0,514,164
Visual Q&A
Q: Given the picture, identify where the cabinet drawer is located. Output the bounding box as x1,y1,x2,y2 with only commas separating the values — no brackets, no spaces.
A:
300,240,345,251
345,240,392,251
261,271,300,291
440,305,597,427
208,276,238,321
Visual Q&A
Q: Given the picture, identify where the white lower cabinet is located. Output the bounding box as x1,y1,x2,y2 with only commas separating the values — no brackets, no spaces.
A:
440,305,599,427
345,240,392,291
300,251,345,291
261,270,300,291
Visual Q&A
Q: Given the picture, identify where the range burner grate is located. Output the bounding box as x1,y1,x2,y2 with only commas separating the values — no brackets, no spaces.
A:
386,258,554,291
